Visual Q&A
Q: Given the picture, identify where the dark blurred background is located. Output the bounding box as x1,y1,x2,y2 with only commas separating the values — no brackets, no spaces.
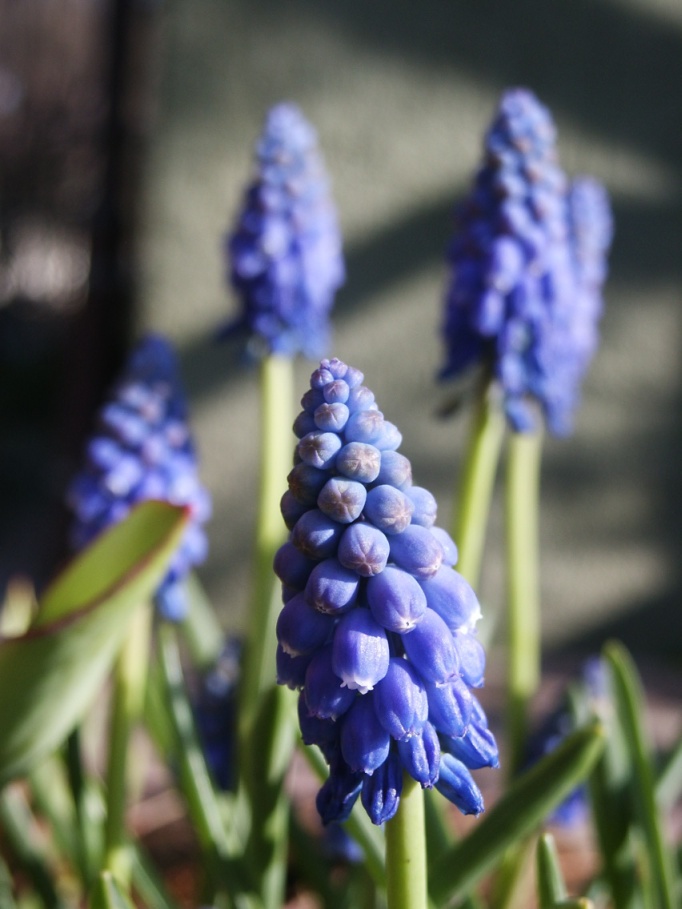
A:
1,1,681,677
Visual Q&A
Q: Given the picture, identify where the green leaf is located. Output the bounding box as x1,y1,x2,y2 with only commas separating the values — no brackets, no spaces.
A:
90,871,136,909
537,833,568,907
604,642,678,909
429,721,605,907
0,501,188,787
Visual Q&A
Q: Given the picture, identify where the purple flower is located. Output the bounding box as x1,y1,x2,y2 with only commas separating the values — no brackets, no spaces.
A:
275,358,497,824
67,334,211,621
222,102,344,359
440,88,612,435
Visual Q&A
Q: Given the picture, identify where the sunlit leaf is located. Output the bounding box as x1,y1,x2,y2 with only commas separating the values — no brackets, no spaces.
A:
0,501,187,786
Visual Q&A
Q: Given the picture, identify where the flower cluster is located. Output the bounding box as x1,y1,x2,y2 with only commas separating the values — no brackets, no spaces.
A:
223,102,345,359
440,88,612,435
275,358,498,826
67,334,211,621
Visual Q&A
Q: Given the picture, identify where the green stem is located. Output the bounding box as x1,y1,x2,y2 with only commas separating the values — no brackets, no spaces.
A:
103,602,152,888
453,383,505,587
239,354,294,728
505,430,543,777
385,774,428,909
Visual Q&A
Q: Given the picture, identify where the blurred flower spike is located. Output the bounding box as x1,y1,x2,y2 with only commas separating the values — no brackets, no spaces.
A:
440,87,613,435
222,102,345,359
67,334,212,621
275,358,498,826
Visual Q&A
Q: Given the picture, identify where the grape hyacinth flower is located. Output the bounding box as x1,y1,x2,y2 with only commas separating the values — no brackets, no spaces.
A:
67,334,211,621
194,638,242,791
275,358,498,826
440,87,612,435
222,102,345,359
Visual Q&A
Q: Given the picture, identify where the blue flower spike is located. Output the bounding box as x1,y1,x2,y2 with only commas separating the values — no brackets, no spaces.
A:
275,358,497,825
440,87,612,435
67,334,211,621
223,102,345,359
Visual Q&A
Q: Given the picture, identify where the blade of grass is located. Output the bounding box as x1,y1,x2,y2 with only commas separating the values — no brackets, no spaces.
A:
429,721,605,907
604,642,677,909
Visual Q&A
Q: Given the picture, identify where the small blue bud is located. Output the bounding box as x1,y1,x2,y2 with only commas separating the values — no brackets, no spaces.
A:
337,523,390,577
346,384,376,413
340,693,391,775
287,462,328,506
323,378,350,404
276,592,335,656
332,608,390,693
304,558,359,615
335,442,381,483
361,750,403,825
364,485,414,535
436,754,485,816
373,657,429,741
317,477,367,524
366,566,427,633
292,509,343,559
375,450,412,489
297,691,338,752
280,490,308,529
389,525,444,578
344,409,386,445
406,486,438,528
314,402,350,433
273,541,317,589
297,431,343,469
429,527,458,566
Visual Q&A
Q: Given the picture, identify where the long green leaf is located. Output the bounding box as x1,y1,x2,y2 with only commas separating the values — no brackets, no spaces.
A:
0,501,188,786
604,642,678,909
537,833,568,907
429,721,605,906
90,871,136,909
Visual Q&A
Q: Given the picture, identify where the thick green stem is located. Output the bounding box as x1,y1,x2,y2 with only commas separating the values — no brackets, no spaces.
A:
103,602,152,887
239,354,294,728
453,385,505,587
505,430,543,777
385,774,428,909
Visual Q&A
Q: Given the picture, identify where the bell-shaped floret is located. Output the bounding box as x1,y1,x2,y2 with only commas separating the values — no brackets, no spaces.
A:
426,675,473,738
287,462,328,506
361,750,403,825
389,525,443,578
340,692,391,775
397,720,441,788
304,645,357,720
332,608,390,693
375,450,412,489
441,696,499,769
435,754,485,816
366,566,427,634
273,540,317,589
419,566,481,633
402,609,459,685
373,657,429,741
276,645,312,689
314,401,350,433
452,630,486,688
316,760,364,825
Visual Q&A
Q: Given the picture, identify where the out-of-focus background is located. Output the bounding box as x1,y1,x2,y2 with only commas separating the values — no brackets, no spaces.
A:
1,0,681,672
